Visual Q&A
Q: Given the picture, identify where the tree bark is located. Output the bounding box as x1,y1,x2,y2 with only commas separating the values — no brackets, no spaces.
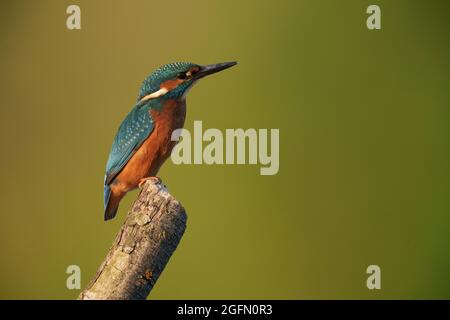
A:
78,180,187,300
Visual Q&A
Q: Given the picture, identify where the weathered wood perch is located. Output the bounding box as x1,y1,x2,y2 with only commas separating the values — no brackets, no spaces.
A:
78,180,187,300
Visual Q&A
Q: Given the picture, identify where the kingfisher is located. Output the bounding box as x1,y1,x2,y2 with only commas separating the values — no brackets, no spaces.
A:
103,61,237,221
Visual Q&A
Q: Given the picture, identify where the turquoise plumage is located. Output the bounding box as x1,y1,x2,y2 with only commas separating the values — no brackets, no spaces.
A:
103,101,154,213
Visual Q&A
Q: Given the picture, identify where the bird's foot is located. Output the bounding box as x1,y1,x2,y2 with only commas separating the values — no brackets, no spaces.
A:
138,176,162,189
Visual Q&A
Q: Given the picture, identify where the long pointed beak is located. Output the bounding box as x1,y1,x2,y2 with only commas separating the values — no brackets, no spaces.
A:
195,61,237,79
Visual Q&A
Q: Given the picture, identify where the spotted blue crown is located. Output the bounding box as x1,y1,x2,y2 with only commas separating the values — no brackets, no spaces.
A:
137,62,196,101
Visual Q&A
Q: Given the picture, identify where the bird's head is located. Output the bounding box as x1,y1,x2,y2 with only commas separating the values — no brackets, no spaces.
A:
137,61,237,103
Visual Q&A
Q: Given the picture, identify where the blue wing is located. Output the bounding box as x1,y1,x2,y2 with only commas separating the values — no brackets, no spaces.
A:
104,102,155,187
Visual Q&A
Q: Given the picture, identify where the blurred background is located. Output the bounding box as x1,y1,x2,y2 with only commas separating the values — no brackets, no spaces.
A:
0,0,449,299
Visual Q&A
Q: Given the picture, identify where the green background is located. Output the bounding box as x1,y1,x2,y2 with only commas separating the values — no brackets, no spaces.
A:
0,0,449,299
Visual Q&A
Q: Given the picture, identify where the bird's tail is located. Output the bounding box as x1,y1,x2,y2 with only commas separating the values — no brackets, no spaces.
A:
104,184,118,221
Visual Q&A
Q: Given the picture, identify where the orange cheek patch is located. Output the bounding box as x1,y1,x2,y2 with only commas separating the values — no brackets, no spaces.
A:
187,67,200,77
160,79,184,91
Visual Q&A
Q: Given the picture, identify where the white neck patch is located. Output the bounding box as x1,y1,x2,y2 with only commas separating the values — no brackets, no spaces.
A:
139,87,169,102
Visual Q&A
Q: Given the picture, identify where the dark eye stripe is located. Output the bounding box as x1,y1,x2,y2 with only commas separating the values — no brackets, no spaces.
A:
177,72,187,80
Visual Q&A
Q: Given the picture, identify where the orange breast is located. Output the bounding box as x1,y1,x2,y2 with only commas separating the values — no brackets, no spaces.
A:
113,99,186,192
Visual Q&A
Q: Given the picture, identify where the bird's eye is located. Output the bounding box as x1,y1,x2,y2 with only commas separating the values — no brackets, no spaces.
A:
177,72,187,80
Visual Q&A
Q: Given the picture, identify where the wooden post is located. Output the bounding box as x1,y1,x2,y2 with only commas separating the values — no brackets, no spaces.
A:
78,180,187,300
